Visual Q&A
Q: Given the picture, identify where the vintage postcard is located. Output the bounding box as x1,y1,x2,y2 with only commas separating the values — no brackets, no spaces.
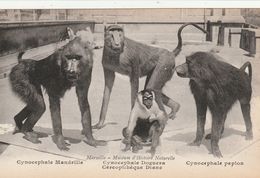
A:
0,2,260,178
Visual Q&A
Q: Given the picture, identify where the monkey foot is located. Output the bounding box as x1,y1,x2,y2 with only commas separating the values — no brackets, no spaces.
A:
168,112,177,120
52,135,70,151
132,145,143,153
81,129,86,135
92,123,105,129
122,138,131,145
188,140,201,146
205,134,211,140
13,126,22,135
84,139,107,147
245,132,253,140
13,125,35,135
132,148,139,153
168,103,180,120
212,149,223,158
23,132,41,144
146,148,156,157
56,143,70,151
14,117,23,131
122,144,131,152
205,133,225,140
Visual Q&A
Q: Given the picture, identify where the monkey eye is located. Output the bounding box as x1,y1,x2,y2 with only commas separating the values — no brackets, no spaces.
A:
74,55,82,60
186,58,192,65
143,96,153,100
109,28,123,32
65,55,82,60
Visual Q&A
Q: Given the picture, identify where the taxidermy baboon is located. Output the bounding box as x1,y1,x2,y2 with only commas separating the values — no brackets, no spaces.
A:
9,27,106,150
176,51,253,158
94,23,208,129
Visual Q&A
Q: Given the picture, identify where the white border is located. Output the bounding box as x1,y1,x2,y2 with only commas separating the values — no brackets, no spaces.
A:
1,1,260,9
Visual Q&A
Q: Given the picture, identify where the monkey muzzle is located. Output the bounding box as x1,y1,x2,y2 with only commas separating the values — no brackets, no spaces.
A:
65,58,80,82
176,64,189,78
111,42,123,52
143,99,153,109
145,102,153,109
66,71,79,82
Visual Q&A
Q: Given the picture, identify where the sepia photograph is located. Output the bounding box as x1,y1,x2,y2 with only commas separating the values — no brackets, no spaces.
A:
0,2,260,177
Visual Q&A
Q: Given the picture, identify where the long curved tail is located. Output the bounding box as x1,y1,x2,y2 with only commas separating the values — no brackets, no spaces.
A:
240,61,252,82
17,51,25,63
173,23,208,56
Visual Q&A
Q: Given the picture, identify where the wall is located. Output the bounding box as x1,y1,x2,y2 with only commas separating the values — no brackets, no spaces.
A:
0,21,95,56
0,9,244,23
241,9,260,27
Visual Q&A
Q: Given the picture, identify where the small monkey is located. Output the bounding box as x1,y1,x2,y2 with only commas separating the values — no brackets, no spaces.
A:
122,89,169,155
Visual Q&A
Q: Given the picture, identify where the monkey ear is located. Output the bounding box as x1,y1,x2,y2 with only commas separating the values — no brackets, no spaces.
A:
103,21,107,32
85,27,91,33
151,90,155,99
67,27,75,41
55,52,62,67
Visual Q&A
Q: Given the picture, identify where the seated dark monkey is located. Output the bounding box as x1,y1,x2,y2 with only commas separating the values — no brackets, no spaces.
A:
122,118,160,153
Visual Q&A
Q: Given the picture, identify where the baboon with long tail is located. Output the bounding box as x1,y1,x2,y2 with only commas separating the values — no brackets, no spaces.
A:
93,23,208,129
176,52,253,157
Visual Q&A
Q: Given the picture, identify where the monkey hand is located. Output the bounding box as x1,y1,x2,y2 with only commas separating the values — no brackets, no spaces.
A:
168,112,177,120
146,147,156,157
168,102,180,120
132,144,143,153
52,135,70,151
188,139,202,146
129,135,143,153
92,123,106,129
122,143,131,152
121,136,132,152
122,135,132,147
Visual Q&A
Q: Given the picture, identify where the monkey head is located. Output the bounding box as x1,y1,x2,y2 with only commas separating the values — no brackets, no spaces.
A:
58,31,94,84
104,25,125,54
62,54,81,83
141,90,154,109
176,54,195,79
176,52,220,81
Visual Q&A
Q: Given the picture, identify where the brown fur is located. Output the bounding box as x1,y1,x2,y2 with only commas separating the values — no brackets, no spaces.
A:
176,52,253,157
94,23,207,129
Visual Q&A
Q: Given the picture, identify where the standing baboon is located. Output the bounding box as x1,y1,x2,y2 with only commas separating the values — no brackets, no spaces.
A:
9,28,106,150
176,51,253,157
94,23,208,129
